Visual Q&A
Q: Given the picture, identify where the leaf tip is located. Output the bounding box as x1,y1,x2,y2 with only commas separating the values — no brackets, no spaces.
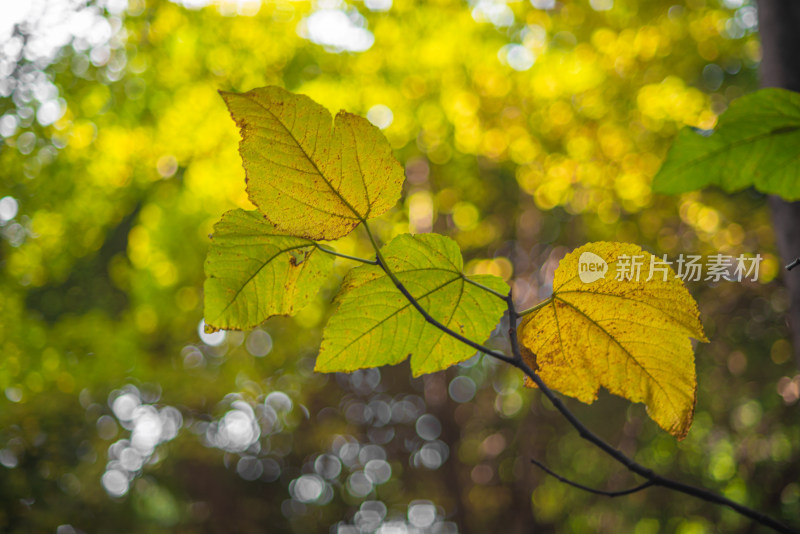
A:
217,89,236,103
669,412,694,441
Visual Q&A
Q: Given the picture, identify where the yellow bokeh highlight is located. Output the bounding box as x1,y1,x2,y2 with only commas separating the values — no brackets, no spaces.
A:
759,255,779,283
68,121,97,149
467,257,513,281
637,76,709,127
451,202,479,231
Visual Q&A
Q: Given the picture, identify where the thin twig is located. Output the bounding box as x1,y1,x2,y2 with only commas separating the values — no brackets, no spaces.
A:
530,458,654,497
787,258,800,271
504,294,797,534
359,219,797,534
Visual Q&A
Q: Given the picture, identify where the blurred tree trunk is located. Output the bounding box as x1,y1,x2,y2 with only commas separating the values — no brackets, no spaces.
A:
758,0,800,367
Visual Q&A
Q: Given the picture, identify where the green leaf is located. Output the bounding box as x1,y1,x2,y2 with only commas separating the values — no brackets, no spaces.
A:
220,86,405,241
203,209,333,331
652,88,800,200
316,233,509,376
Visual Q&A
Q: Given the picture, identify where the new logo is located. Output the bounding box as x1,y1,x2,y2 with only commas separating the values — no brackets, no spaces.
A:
578,251,608,284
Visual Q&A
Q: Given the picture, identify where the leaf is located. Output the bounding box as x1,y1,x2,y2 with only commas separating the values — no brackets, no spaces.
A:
220,86,405,240
653,88,800,200
203,209,333,331
316,233,509,376
517,242,707,439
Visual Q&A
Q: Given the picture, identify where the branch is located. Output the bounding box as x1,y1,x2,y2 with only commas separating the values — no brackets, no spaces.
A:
787,257,800,271
504,294,797,534
358,224,796,533
530,458,654,497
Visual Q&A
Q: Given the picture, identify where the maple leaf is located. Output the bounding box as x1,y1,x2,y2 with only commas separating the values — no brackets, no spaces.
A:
316,233,508,376
203,209,333,331
518,242,707,439
220,86,405,241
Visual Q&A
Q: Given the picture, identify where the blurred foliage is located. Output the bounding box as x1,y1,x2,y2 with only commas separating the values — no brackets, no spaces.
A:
653,87,800,199
0,0,798,533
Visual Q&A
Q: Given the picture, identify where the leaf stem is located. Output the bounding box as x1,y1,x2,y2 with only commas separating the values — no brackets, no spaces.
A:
463,276,509,300
517,297,552,317
362,220,383,257
315,245,378,265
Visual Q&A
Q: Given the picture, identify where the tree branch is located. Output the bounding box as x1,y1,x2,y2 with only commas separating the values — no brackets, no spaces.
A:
504,294,797,534
358,223,796,533
787,257,800,271
361,222,796,532
529,458,654,497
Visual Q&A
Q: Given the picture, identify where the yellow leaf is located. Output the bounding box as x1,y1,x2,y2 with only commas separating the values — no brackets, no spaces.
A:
220,87,405,241
518,242,707,439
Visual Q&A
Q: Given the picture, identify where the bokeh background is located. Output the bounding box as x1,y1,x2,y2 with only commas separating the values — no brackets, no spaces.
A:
1,0,798,532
